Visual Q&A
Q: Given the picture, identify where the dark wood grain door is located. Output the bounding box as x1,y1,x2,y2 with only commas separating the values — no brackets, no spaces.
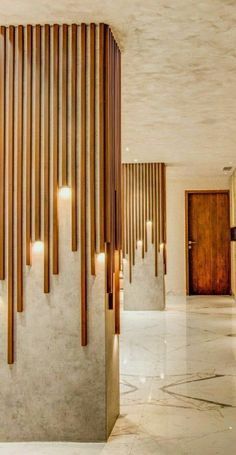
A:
187,191,231,295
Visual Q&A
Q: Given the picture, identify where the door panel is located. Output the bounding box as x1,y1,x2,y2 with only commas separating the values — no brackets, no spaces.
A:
187,192,230,295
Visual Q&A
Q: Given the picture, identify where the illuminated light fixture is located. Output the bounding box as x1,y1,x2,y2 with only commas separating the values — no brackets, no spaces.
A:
160,373,165,379
125,147,130,152
147,220,152,224
137,240,142,247
59,186,71,199
134,159,138,163
32,241,44,254
97,252,105,263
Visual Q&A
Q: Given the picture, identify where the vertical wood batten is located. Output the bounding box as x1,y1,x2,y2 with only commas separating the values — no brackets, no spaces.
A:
0,26,6,280
17,25,24,312
99,23,105,252
26,25,32,265
71,24,77,252
80,23,87,346
90,23,96,275
44,25,50,293
34,25,41,240
52,24,59,274
7,26,15,364
61,24,68,186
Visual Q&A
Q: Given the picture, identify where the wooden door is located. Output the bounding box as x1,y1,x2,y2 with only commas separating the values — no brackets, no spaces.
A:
186,191,231,295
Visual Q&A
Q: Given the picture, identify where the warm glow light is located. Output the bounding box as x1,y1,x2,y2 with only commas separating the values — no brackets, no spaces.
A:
97,252,105,263
137,240,142,247
32,241,44,254
59,186,71,199
134,159,138,163
147,220,152,225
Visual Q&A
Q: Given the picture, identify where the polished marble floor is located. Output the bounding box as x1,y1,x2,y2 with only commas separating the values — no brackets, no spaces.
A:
1,295,236,454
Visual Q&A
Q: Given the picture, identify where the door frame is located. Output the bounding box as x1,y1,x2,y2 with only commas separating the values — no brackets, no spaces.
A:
185,190,230,296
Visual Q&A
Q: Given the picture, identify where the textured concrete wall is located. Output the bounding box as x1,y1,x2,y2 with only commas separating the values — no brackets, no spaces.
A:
123,224,165,311
0,196,119,442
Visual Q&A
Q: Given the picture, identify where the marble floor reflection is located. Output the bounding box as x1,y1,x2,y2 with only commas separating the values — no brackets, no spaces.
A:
1,295,236,454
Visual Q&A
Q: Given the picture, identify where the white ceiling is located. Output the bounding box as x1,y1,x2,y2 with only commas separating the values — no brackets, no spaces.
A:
0,0,236,176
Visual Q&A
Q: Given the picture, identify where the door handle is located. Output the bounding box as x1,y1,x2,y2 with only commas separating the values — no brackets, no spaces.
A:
188,240,197,245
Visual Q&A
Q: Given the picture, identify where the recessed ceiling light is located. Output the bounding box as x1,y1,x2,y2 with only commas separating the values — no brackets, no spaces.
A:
125,147,130,152
134,159,138,162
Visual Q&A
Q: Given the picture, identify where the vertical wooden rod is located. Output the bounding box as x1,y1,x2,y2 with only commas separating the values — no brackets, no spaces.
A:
99,24,105,252
53,24,59,274
7,26,15,364
0,26,6,280
26,25,32,265
90,23,96,275
17,25,24,312
44,24,50,293
34,25,41,240
61,24,68,186
71,24,77,252
80,23,87,346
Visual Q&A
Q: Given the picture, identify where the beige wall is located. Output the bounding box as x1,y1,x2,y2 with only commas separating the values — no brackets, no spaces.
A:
166,172,230,295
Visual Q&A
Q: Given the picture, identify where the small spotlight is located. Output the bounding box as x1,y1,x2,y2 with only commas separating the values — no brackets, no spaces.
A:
97,253,105,263
137,240,142,247
125,147,130,152
59,186,71,199
134,159,138,163
147,220,152,224
33,241,44,254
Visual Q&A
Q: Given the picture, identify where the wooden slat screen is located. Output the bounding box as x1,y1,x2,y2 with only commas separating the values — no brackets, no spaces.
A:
122,163,167,282
0,23,121,362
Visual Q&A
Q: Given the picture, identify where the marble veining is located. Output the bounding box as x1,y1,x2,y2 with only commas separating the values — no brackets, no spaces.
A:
1,295,236,454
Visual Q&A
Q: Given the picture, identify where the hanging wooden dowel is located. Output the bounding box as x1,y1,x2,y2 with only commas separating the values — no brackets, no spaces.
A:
0,26,6,280
122,164,126,257
34,25,41,241
17,25,24,312
154,163,158,276
128,165,132,282
141,164,145,258
7,25,15,364
26,25,32,266
131,165,135,266
80,23,87,346
71,24,77,252
151,163,154,244
53,24,59,274
144,163,147,252
44,24,50,294
125,164,129,254
61,24,68,186
99,23,105,252
90,23,96,275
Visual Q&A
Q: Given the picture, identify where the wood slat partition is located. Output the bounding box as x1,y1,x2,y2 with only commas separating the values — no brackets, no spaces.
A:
122,163,166,281
0,27,5,280
0,23,122,362
16,25,24,311
7,26,15,364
